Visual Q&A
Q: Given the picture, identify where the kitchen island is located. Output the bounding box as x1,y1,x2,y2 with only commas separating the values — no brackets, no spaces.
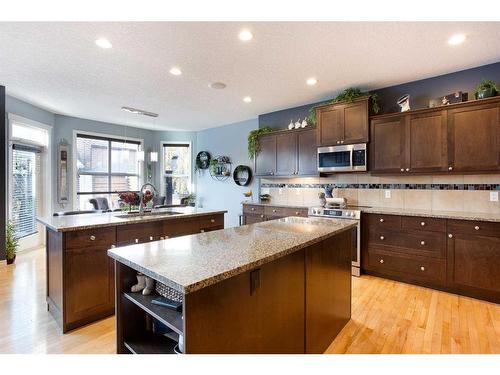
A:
37,207,226,332
108,216,357,354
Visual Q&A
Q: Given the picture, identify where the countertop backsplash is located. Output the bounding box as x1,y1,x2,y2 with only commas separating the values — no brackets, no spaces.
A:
259,173,500,214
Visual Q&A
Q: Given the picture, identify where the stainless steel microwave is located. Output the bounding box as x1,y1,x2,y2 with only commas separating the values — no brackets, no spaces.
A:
317,143,367,173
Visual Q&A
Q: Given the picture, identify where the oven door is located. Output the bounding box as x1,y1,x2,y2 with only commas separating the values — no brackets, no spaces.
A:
317,144,367,172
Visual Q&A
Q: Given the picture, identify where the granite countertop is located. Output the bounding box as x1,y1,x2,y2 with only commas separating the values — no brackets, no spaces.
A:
361,206,500,222
107,216,357,294
37,207,227,232
241,201,311,209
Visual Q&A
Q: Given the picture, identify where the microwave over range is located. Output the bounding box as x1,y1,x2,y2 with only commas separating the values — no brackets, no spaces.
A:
317,143,367,173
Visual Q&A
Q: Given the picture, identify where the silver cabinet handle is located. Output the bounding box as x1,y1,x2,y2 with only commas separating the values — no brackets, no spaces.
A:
149,236,154,241
474,225,480,230
420,221,426,226
420,241,425,246
420,266,425,271
260,214,264,218
379,259,384,264
379,218,384,223
380,236,385,240
448,166,453,171
340,140,344,144
400,168,404,172
135,238,139,243
336,140,340,144
90,235,96,241
210,219,215,223
272,209,276,213
200,229,205,233
448,234,453,238
295,211,299,215
160,236,164,240
405,168,410,172
110,244,116,249
251,207,255,211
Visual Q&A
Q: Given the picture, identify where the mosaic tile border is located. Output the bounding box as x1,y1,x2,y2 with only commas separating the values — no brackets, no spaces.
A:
260,183,500,191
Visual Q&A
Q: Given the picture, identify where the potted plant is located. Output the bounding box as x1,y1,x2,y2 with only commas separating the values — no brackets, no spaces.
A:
186,193,196,207
474,79,499,99
6,220,18,265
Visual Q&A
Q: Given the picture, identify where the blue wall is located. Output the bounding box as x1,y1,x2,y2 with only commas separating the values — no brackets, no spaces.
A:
259,61,500,129
196,119,259,228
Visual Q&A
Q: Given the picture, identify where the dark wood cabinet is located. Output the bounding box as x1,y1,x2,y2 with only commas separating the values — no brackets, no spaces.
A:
255,128,317,177
362,213,500,303
446,220,500,302
407,110,448,173
447,101,499,172
370,97,500,174
316,97,369,146
370,115,405,173
254,134,276,176
276,132,297,176
242,204,308,225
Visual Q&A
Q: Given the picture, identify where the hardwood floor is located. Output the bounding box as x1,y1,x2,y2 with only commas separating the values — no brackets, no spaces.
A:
1,247,498,354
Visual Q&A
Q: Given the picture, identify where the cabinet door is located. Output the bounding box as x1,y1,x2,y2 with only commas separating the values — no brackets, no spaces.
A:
297,129,318,175
66,246,115,324
343,99,369,144
275,132,297,176
370,116,405,173
447,233,500,302
447,102,499,172
317,105,344,146
407,110,447,173
255,134,277,176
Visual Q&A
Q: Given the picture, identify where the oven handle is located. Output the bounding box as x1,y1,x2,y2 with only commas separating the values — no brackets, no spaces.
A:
349,148,354,170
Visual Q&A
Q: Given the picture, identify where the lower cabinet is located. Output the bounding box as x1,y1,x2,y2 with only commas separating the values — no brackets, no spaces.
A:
242,204,308,225
362,213,500,303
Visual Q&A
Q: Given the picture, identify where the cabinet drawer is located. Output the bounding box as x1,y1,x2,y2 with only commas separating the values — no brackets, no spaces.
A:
402,216,446,232
116,221,163,244
368,228,401,247
368,250,445,284
447,220,500,237
199,214,224,229
163,217,200,238
368,230,445,258
66,226,116,250
244,213,266,225
243,204,264,215
366,214,401,230
284,207,309,217
264,206,287,218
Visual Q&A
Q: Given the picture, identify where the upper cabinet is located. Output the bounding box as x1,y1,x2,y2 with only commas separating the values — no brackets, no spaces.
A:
255,128,318,177
370,97,500,174
316,97,369,146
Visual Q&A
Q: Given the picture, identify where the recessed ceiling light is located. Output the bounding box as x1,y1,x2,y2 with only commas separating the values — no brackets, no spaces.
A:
238,30,253,41
169,67,182,76
448,34,466,46
209,82,227,89
306,77,318,86
243,96,252,103
95,38,112,49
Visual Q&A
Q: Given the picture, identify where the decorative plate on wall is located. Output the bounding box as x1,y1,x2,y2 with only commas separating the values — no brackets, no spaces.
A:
195,151,211,170
233,165,252,186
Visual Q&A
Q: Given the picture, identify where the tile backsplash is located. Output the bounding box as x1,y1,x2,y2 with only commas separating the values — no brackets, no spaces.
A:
259,174,500,213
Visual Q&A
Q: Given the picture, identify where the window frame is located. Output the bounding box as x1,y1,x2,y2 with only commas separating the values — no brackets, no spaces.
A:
72,130,144,210
160,140,193,202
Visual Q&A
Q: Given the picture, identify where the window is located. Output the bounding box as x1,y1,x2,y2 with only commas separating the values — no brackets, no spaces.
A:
76,133,142,210
162,143,191,205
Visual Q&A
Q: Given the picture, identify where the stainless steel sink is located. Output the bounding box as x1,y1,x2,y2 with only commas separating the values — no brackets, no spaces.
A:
115,211,182,218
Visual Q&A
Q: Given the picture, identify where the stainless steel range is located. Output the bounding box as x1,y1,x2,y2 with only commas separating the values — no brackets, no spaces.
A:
309,206,362,277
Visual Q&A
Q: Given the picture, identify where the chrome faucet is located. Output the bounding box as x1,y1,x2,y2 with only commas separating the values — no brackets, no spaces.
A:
139,183,158,214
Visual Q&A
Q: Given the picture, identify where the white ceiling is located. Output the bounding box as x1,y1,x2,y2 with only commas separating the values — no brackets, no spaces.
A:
1,22,499,131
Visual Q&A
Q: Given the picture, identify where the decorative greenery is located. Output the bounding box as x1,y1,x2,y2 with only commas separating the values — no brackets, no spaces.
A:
307,88,380,125
186,193,196,204
259,194,271,202
209,159,219,175
248,126,274,159
6,220,18,261
474,79,499,99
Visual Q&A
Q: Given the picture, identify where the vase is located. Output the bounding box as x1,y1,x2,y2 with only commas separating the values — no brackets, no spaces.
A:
6,255,16,265
477,87,497,99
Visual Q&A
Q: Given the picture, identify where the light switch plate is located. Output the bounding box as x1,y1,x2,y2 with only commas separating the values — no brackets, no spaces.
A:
384,190,391,199
490,191,499,202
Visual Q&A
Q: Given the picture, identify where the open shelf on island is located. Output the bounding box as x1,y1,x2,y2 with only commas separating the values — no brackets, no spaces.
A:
124,332,178,354
123,292,183,335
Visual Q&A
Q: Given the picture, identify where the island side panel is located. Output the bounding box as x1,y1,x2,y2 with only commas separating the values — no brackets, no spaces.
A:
183,249,306,354
305,228,354,354
46,228,64,328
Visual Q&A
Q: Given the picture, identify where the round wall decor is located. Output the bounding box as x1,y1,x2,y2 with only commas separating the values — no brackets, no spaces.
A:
233,165,252,186
195,151,211,170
